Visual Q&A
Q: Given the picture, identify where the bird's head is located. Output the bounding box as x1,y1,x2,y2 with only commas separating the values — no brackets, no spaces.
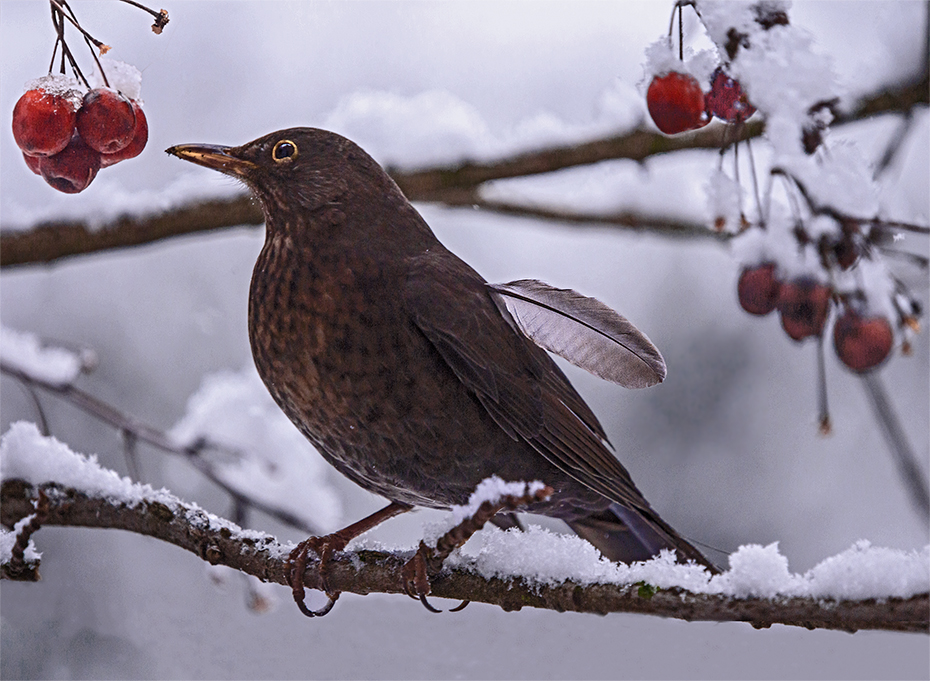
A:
167,127,388,216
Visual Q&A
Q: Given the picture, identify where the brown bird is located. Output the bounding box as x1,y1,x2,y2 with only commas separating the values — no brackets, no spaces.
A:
168,128,716,613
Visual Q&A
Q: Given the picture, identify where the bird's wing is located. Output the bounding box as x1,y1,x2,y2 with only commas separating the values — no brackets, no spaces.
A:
404,252,650,511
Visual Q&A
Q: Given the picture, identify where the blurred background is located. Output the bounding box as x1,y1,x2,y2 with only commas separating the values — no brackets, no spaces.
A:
1,1,927,678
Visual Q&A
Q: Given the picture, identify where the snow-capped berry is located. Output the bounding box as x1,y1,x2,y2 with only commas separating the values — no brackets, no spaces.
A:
12,88,78,157
777,278,832,341
738,263,781,316
100,101,148,167
38,133,102,194
705,69,756,123
833,308,893,373
76,88,136,154
646,72,707,135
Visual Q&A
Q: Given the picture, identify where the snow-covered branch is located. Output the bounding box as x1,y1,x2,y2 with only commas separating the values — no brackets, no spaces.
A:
1,424,927,634
1,70,924,269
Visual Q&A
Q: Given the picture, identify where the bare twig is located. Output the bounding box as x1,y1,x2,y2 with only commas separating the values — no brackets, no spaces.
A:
2,480,926,632
860,372,930,523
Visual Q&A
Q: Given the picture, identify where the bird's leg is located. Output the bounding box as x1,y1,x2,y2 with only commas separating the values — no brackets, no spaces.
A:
401,484,553,612
288,500,411,617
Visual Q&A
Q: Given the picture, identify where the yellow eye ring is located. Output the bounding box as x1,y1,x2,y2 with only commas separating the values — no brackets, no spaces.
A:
272,140,298,163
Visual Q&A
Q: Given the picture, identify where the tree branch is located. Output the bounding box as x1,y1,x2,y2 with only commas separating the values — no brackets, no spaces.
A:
1,71,925,269
0,361,324,536
2,479,926,633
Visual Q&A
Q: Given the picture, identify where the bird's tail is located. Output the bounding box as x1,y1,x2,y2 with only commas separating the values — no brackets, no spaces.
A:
566,503,719,574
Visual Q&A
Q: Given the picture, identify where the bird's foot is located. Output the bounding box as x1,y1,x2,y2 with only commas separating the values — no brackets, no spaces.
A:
287,535,345,618
286,501,413,618
400,484,553,613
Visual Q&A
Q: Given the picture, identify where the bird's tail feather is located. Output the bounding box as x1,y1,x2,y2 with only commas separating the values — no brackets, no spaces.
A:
566,503,719,573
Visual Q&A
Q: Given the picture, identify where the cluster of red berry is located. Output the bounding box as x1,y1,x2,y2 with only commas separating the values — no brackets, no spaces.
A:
12,75,148,194
646,67,755,135
738,263,894,373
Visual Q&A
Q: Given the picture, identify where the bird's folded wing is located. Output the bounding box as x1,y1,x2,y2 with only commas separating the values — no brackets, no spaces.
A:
404,253,651,511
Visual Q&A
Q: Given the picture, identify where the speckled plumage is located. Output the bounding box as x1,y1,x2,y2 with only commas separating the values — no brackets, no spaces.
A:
168,128,715,570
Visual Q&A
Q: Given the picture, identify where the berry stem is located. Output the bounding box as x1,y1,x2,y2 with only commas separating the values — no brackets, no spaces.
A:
53,0,111,87
48,2,92,88
49,0,108,54
745,137,765,228
816,335,831,435
117,0,170,33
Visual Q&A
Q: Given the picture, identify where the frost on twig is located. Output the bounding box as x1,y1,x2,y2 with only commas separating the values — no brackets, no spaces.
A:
1,423,927,633
0,361,340,536
418,478,552,574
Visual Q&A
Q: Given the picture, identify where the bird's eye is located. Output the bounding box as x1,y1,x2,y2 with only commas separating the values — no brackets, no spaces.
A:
272,140,298,163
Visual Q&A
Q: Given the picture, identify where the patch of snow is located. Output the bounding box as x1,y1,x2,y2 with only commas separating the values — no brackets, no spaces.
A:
448,476,547,526
323,84,643,170
169,366,342,532
0,326,82,387
0,517,42,565
361,522,929,602
2,421,176,507
0,421,277,548
90,57,143,101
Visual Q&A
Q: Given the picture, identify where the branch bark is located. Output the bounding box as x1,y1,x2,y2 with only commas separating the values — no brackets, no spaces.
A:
1,70,925,269
2,479,927,634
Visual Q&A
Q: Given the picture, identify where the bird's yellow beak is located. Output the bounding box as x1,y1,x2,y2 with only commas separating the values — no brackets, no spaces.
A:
166,144,256,177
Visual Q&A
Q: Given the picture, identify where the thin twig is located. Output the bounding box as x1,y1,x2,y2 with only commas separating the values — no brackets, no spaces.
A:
860,372,930,523
0,361,323,535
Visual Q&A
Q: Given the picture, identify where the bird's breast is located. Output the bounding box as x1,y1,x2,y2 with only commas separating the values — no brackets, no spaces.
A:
247,233,417,445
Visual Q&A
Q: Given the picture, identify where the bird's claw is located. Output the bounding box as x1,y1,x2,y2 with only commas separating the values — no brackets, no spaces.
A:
400,543,470,614
402,546,442,612
288,536,343,618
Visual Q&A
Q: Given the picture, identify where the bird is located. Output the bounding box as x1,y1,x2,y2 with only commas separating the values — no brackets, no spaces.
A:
167,127,716,613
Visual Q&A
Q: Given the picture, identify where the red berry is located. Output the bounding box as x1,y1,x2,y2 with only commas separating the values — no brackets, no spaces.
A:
22,152,42,175
76,88,136,154
100,102,148,167
777,278,832,341
833,308,893,373
738,263,781,316
646,72,707,135
12,88,78,156
38,133,102,194
705,69,755,123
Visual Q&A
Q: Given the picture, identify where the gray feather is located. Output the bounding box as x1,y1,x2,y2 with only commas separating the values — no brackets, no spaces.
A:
488,279,666,389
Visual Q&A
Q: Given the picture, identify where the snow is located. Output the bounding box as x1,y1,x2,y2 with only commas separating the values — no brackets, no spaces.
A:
89,57,143,101
0,325,82,386
0,516,42,566
706,167,746,230
1,2,927,678
21,74,84,108
365,520,930,602
781,142,881,218
0,420,277,548
641,37,719,86
0,168,245,232
6,419,926,602
1,420,175,507
168,366,343,533
448,476,548,526
323,83,643,170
